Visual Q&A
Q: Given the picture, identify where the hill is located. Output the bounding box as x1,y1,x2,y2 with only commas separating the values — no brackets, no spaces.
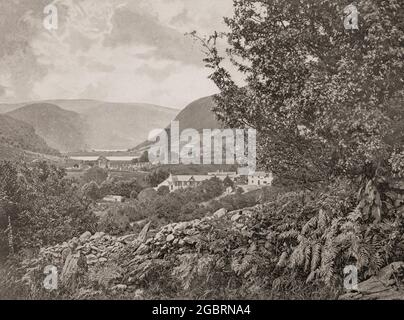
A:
82,102,177,150
7,103,89,153
2,100,178,151
132,95,222,152
0,114,58,160
173,95,222,132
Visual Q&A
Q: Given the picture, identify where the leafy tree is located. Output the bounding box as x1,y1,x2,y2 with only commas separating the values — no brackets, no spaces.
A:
82,181,101,201
137,188,158,202
82,167,108,185
223,176,234,189
0,161,97,256
114,180,143,198
145,168,169,187
157,185,170,196
98,208,131,235
139,151,149,163
197,0,403,184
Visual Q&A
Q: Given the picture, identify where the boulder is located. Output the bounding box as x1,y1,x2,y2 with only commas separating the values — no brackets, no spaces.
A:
79,231,92,241
137,221,151,243
231,212,242,222
213,208,227,218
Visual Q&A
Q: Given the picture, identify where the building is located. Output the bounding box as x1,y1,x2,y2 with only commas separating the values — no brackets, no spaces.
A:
157,172,237,192
102,195,125,203
247,171,273,186
68,155,141,171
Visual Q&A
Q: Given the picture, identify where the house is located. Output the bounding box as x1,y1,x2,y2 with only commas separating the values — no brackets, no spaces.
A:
69,155,141,171
157,173,237,192
102,195,125,203
247,171,273,186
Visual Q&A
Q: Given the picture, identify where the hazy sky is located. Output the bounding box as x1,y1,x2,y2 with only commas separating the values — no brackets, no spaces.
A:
0,0,236,109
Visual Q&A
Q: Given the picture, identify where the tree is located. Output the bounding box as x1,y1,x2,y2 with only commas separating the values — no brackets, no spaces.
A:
139,151,149,163
223,176,234,189
114,179,143,198
197,0,403,185
130,190,139,199
145,168,169,187
0,161,97,256
157,185,170,196
82,167,108,185
137,188,158,202
82,181,101,201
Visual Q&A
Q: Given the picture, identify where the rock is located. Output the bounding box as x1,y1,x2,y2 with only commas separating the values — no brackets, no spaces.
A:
61,247,72,263
134,289,144,299
80,231,92,241
86,254,98,264
118,234,136,243
213,208,227,218
91,232,105,240
99,257,108,263
112,284,127,291
231,212,242,221
137,221,151,243
166,234,175,242
183,236,198,244
339,262,404,300
60,254,79,287
135,243,149,255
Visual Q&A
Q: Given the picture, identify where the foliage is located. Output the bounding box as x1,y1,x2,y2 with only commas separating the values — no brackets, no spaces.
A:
157,185,170,196
0,161,97,258
88,262,123,290
82,167,108,185
82,181,101,201
145,168,169,187
195,0,403,184
138,151,149,163
98,207,131,236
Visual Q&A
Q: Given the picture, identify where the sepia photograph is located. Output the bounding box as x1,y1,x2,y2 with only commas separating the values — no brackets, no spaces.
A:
0,0,403,307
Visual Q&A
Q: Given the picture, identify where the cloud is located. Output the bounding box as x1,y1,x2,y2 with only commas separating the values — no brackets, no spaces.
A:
0,85,6,97
0,0,236,108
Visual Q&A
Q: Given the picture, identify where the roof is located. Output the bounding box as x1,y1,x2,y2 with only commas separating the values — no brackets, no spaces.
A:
69,156,139,162
165,174,232,184
105,156,139,161
70,156,99,161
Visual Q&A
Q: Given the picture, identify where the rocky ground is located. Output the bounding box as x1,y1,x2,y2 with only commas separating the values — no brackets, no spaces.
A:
16,204,404,300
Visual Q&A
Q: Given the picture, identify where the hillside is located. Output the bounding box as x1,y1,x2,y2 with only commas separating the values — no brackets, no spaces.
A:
82,102,178,150
0,114,58,160
2,100,178,151
132,95,222,151
174,95,222,132
7,103,89,153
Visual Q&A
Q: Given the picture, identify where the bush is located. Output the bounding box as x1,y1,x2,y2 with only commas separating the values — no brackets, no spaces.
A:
82,167,108,185
98,208,131,236
0,161,97,258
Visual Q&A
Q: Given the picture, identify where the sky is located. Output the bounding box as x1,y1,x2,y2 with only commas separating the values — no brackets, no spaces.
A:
0,0,237,109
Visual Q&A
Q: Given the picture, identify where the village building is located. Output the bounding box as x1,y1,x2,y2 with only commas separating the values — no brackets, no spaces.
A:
68,155,147,171
157,172,237,192
102,195,125,203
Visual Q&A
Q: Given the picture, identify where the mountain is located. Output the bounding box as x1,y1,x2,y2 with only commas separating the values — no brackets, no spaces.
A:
0,114,58,160
173,95,222,132
7,103,88,153
132,95,223,151
81,102,178,150
1,100,178,152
